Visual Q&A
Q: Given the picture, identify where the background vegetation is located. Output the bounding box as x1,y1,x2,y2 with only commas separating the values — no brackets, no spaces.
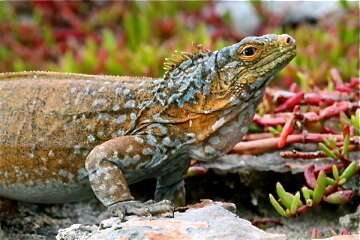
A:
0,0,358,225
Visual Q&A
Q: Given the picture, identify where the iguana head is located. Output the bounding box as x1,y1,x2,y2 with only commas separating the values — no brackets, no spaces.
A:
160,34,295,108
214,34,296,97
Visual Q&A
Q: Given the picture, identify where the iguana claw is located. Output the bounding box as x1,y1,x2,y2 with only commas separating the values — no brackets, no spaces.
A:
108,200,174,219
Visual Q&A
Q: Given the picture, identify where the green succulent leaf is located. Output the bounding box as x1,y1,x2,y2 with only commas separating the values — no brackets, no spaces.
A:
301,186,313,200
339,161,358,181
290,191,302,214
326,177,336,185
318,143,338,160
332,165,339,181
269,194,287,217
313,170,327,203
276,182,293,209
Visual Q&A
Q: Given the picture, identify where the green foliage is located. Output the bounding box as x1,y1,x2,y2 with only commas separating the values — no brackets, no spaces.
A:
270,162,358,217
350,109,360,135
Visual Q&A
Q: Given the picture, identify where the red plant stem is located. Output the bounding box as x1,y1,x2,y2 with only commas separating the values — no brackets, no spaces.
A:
324,185,338,196
253,101,358,127
278,114,295,148
322,126,337,134
253,115,286,126
242,133,274,141
349,78,360,88
54,1,84,32
331,68,353,93
274,92,304,113
280,150,327,159
318,101,350,119
296,205,311,215
273,90,352,105
304,164,316,188
232,133,360,155
251,218,283,227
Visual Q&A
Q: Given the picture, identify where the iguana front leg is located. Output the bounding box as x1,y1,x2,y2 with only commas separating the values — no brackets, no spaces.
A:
155,154,190,206
85,135,176,217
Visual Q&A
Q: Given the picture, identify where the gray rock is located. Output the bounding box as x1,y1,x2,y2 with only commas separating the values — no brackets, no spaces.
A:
201,151,360,175
57,224,98,240
339,204,360,232
0,227,8,240
56,201,286,240
200,152,334,175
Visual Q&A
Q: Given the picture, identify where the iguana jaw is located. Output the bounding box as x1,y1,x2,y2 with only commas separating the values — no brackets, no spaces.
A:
215,34,296,96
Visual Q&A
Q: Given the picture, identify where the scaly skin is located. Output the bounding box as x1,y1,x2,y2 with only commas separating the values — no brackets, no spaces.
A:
0,34,296,215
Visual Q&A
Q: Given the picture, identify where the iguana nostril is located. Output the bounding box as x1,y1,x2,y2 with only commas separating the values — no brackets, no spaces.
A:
278,34,295,46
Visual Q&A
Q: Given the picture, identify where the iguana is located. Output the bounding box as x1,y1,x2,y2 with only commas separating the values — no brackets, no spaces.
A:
0,34,296,216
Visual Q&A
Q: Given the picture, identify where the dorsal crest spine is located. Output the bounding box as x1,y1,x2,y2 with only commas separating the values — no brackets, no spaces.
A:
163,43,210,77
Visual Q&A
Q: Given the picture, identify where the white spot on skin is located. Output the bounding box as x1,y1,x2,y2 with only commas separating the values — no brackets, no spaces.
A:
143,148,154,155
146,135,157,146
108,186,119,194
135,136,144,143
133,154,141,161
162,137,172,146
209,136,220,145
240,127,248,134
220,126,232,136
212,117,225,131
186,133,196,139
230,96,240,105
204,145,216,154
98,87,106,92
124,100,136,108
112,114,126,124
123,89,130,95
70,87,77,93
112,105,120,111
92,99,107,106
130,113,137,120
126,145,134,153
88,135,96,143
98,113,110,120
74,145,81,154
115,88,123,94
48,150,55,157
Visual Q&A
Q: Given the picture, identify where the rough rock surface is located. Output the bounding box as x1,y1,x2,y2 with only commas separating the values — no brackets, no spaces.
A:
339,205,360,233
56,201,286,240
201,150,340,175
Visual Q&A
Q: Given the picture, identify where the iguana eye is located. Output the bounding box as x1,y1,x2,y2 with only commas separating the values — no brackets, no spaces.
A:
242,47,256,56
237,44,262,61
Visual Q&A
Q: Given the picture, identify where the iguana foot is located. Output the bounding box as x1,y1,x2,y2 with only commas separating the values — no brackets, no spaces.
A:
108,200,174,219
